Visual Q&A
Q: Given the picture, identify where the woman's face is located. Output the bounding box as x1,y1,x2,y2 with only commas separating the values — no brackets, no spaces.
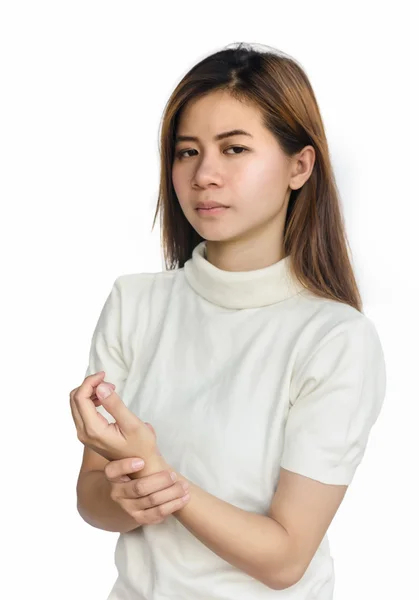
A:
172,89,310,258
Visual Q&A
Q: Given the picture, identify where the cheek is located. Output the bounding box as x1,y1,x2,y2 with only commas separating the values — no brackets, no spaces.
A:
172,167,195,198
234,160,280,193
171,168,181,191
255,157,281,180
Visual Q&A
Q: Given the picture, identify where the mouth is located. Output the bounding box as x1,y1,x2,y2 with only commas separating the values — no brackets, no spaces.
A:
196,206,229,215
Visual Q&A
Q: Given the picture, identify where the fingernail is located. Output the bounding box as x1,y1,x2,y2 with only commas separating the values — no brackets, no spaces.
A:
97,383,112,400
170,472,177,481
181,481,189,491
132,460,144,469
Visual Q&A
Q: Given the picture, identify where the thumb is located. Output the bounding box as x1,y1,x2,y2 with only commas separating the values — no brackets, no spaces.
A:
145,422,162,455
96,383,138,430
145,422,156,436
96,383,114,401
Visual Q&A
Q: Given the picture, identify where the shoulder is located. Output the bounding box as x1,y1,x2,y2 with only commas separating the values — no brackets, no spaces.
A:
106,271,181,354
291,290,384,380
109,270,182,328
294,288,377,339
113,268,180,300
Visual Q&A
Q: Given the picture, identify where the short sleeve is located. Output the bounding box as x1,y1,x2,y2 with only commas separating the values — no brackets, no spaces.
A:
281,315,387,485
84,277,128,424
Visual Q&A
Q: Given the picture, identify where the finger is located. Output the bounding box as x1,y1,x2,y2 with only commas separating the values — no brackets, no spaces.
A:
92,381,116,400
70,391,109,439
72,373,107,409
109,473,131,483
136,494,191,525
136,481,190,509
69,393,84,432
70,376,111,434
104,458,145,483
120,470,176,500
74,374,108,430
78,371,107,401
91,382,116,405
95,384,140,431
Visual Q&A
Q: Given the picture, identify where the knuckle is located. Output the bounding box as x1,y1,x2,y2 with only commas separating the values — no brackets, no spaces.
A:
125,422,140,435
148,492,158,505
84,426,98,439
177,482,187,495
76,431,86,444
133,510,145,525
105,462,121,480
142,511,155,526
136,482,146,496
149,507,165,523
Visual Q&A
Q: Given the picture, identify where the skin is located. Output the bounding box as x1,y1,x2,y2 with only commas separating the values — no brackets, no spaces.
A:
74,93,317,521
72,374,191,528
73,92,316,453
105,458,190,526
73,94,346,583
70,372,162,474
172,88,316,271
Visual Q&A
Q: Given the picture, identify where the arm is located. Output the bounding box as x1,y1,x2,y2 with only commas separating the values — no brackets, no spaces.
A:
76,447,167,534
153,459,347,591
174,474,294,590
148,457,295,591
76,470,141,534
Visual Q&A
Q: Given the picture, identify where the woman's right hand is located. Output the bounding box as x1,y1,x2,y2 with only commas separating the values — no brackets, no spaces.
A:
104,457,191,525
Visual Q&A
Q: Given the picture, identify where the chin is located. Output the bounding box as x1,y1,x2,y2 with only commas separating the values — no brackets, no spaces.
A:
202,234,249,246
195,230,234,242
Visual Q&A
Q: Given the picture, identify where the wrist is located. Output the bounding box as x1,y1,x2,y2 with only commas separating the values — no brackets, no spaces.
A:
130,454,171,479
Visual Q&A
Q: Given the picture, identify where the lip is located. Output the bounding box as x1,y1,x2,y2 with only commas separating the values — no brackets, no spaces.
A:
196,206,229,216
196,202,228,209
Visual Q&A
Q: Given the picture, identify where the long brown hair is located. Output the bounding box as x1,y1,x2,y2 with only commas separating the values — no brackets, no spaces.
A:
151,42,363,313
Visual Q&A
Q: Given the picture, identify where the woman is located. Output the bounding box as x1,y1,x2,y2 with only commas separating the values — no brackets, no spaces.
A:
71,42,386,599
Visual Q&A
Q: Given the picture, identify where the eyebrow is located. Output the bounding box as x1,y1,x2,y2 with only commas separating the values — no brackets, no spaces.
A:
175,129,254,145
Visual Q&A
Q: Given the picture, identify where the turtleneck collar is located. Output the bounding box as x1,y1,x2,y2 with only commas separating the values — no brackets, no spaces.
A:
183,241,306,309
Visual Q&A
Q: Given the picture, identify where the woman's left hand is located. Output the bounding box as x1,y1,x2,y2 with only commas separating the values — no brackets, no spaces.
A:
70,371,157,466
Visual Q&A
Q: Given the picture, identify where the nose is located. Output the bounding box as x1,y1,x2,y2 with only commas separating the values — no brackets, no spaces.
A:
192,154,223,188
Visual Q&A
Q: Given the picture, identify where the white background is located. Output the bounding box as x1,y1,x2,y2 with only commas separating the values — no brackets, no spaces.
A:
1,1,417,599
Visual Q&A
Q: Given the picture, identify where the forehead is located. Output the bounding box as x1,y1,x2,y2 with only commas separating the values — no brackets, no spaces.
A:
177,90,264,134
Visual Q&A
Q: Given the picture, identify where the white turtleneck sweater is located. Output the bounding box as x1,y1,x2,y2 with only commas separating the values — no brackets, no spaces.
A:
84,240,386,600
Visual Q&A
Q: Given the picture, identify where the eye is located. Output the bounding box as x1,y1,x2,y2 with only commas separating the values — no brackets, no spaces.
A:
225,146,248,155
176,146,248,159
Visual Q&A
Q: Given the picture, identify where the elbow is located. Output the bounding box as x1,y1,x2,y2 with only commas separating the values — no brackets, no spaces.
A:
263,522,305,590
265,562,304,591
266,572,301,591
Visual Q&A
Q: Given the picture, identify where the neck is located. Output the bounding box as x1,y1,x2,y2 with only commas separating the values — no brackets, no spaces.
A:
205,235,285,273
184,241,305,309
